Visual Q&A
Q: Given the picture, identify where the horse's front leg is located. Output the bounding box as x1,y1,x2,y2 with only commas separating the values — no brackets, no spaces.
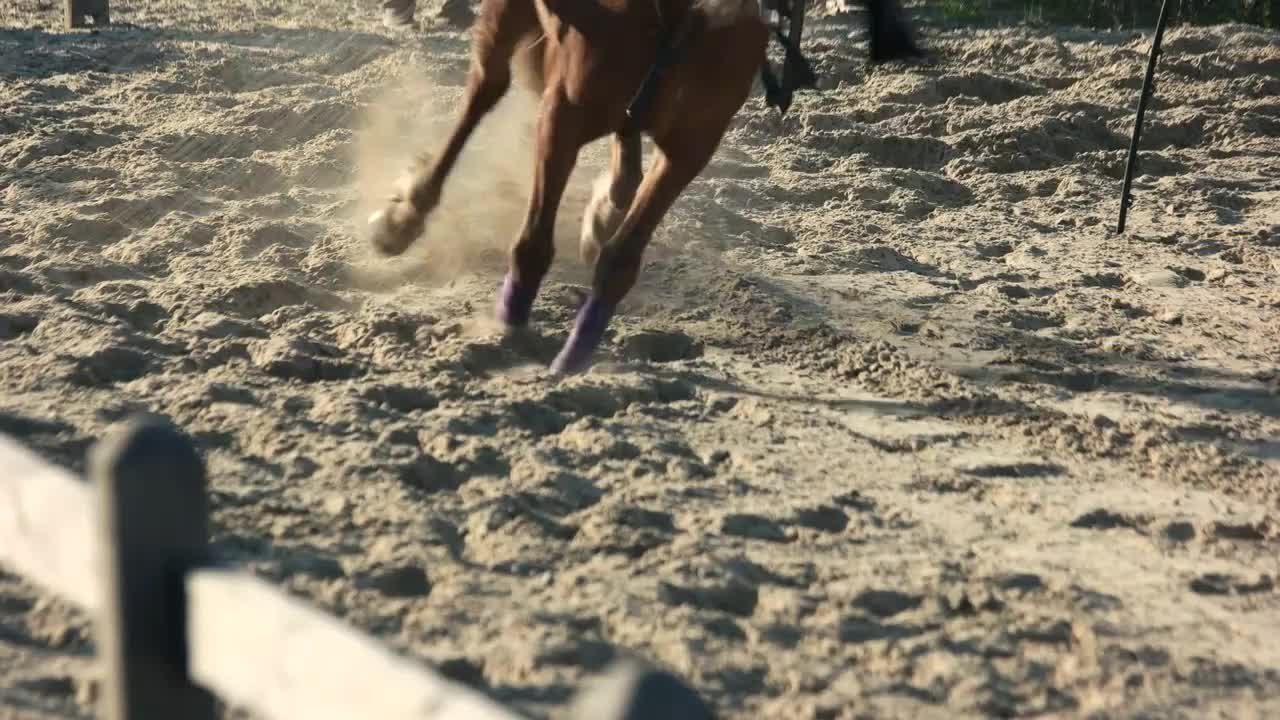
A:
550,137,711,375
495,84,588,328
367,0,537,256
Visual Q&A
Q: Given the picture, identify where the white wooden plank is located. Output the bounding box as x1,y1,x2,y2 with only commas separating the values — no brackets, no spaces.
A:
186,569,526,720
0,430,526,720
0,433,101,612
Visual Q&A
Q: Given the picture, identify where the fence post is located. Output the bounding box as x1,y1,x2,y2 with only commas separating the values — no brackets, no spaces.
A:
64,0,110,29
568,658,715,720
91,414,218,720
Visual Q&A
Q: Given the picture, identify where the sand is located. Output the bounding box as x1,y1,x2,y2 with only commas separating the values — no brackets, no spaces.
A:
2,1,1279,718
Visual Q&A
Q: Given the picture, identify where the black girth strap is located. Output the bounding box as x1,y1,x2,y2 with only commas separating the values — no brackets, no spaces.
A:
622,1,819,133
623,11,699,135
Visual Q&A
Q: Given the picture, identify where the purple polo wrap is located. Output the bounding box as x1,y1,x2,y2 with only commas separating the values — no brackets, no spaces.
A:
549,297,616,375
495,273,537,327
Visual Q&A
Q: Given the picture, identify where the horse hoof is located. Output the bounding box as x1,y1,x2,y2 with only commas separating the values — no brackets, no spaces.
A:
366,202,420,257
494,272,538,328
549,297,616,376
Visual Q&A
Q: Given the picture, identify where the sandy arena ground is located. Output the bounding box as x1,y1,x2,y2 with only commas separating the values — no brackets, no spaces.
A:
2,1,1279,718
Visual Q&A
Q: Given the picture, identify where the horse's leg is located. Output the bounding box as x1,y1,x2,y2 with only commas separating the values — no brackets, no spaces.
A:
367,0,537,256
495,84,586,327
579,130,642,265
549,133,717,375
865,0,926,64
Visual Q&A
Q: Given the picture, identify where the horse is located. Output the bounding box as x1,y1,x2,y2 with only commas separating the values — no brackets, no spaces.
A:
365,0,924,375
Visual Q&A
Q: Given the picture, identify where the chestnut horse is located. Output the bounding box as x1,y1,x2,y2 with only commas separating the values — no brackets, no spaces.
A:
366,0,923,375
365,0,775,374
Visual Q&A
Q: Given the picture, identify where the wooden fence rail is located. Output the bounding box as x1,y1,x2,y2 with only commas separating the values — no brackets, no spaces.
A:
0,414,712,720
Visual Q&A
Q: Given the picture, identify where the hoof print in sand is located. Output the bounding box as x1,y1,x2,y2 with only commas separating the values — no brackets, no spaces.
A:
378,425,419,447
959,461,1064,479
97,299,169,333
789,505,850,533
851,589,923,618
938,587,1006,617
0,268,41,296
68,346,154,387
531,637,617,671
466,497,578,570
658,579,759,618
453,341,525,377
359,565,432,599
573,505,677,558
994,573,1045,594
249,336,361,382
420,437,509,479
361,384,440,414
396,456,463,494
1189,573,1274,596
557,422,644,462
1163,521,1197,543
616,328,705,364
721,513,792,543
434,657,487,690
215,278,347,319
1208,518,1278,543
838,616,923,644
1070,508,1150,532
0,313,39,339
503,400,570,437
189,339,253,370
550,472,606,509
0,412,72,440
474,497,577,541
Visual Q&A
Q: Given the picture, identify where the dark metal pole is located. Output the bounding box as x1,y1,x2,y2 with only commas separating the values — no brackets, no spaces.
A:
1117,0,1172,234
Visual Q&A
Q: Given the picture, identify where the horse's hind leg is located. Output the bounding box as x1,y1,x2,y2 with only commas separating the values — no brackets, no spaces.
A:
549,134,716,375
579,130,642,265
866,0,926,63
495,85,587,327
367,0,538,256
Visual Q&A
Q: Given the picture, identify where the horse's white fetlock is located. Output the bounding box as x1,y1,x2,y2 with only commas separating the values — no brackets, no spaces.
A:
579,172,625,265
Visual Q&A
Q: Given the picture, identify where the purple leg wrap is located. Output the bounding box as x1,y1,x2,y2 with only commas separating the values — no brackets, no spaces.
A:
495,273,537,327
549,297,616,375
